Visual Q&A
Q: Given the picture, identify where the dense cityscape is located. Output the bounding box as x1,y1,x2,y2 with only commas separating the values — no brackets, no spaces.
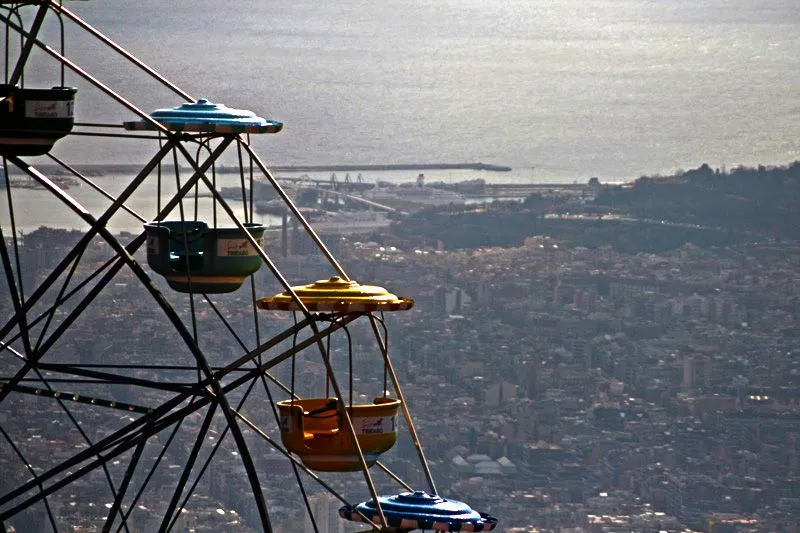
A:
3,1,799,531
2,165,798,532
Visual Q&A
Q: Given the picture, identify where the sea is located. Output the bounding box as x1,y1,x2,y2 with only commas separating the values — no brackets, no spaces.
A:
3,0,800,232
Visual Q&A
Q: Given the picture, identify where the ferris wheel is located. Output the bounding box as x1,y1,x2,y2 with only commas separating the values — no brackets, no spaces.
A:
0,2,497,532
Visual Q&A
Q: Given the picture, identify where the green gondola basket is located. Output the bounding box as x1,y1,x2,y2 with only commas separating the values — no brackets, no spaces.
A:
144,220,265,293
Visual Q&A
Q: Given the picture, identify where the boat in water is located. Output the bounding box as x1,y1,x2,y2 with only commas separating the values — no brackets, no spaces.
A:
363,174,465,207
304,210,391,234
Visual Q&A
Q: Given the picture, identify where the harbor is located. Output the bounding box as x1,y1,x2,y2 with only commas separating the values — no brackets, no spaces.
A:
1,165,604,235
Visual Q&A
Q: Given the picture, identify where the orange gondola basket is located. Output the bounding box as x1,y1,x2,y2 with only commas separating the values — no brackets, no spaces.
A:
260,276,411,471
278,397,401,472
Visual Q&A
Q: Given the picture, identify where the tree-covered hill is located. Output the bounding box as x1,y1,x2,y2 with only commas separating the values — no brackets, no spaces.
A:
594,161,800,240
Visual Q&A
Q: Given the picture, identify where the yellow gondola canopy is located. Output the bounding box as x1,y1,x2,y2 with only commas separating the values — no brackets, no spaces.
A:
257,276,413,312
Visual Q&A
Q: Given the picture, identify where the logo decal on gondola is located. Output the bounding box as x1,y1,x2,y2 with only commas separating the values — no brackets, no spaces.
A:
26,100,73,119
354,415,395,435
218,237,263,257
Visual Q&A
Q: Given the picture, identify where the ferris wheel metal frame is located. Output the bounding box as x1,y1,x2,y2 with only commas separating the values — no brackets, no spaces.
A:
0,2,450,532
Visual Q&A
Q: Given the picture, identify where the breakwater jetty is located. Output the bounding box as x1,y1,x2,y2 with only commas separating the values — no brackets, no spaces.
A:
269,162,512,172
26,162,512,176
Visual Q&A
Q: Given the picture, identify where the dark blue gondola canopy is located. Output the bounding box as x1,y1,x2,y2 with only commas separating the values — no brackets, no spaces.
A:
339,491,498,532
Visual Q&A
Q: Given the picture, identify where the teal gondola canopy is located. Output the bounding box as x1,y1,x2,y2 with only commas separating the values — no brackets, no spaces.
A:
123,99,282,134
144,220,266,293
